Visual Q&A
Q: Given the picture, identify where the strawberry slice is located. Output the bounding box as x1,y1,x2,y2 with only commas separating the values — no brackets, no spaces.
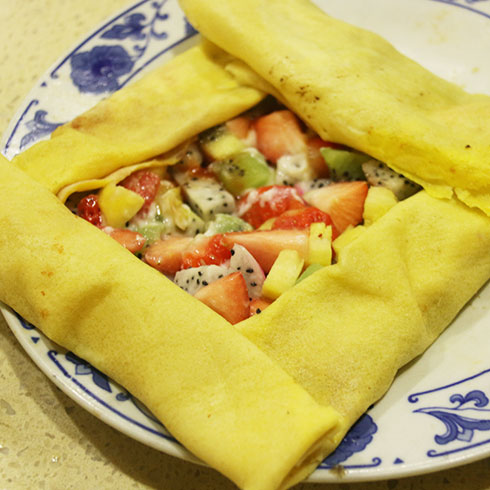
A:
271,206,338,238
226,116,252,139
238,185,306,228
254,110,306,164
120,169,161,216
181,234,232,269
144,234,232,275
77,194,103,227
250,297,272,316
107,228,146,253
195,272,250,324
303,181,369,233
144,236,193,275
224,229,309,273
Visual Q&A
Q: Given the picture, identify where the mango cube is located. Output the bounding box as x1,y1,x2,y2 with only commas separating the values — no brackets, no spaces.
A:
98,183,144,228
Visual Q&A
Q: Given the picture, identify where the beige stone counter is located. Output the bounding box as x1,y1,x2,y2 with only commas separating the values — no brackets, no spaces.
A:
0,0,489,488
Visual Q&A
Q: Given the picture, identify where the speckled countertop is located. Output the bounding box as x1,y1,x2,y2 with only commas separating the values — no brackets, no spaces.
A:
0,1,490,489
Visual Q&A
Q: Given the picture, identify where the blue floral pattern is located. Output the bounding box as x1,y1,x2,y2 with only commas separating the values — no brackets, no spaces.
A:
65,351,112,392
70,45,134,94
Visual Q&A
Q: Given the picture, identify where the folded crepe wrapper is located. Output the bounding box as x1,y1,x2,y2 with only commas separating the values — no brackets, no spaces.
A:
13,44,265,196
180,0,490,216
0,156,342,490
4,2,490,488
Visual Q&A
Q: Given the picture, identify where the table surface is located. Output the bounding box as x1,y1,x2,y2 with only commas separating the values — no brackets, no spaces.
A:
1,1,490,488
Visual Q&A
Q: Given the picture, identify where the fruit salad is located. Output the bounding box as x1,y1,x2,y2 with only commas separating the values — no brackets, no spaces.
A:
69,97,420,323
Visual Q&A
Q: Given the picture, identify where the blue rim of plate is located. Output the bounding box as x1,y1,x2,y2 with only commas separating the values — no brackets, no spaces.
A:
2,0,490,483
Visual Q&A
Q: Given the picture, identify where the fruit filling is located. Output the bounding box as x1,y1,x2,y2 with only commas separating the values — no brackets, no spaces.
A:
68,97,420,324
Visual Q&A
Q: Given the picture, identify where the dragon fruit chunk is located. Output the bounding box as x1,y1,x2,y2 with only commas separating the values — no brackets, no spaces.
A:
229,244,265,299
174,264,230,295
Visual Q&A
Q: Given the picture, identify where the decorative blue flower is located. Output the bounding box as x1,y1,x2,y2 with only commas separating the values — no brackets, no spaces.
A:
322,414,378,466
102,13,147,40
20,110,63,150
65,351,112,392
70,45,134,94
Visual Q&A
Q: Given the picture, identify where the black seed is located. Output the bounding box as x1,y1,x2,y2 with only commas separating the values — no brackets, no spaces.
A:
250,282,257,287
223,203,228,208
198,271,203,276
230,249,235,256
218,274,223,278
197,279,200,285
256,308,262,314
186,279,190,284
202,281,208,286
246,268,254,273
207,197,213,201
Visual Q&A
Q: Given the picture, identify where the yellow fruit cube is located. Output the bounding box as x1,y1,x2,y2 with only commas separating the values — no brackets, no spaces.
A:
363,186,398,226
307,222,332,266
332,225,366,257
98,183,145,228
262,249,304,300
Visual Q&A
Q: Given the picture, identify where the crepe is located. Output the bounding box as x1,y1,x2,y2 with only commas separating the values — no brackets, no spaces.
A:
179,0,490,215
0,156,342,490
237,190,490,431
13,44,265,195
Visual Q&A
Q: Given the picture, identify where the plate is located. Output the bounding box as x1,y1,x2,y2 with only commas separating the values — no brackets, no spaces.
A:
2,0,490,483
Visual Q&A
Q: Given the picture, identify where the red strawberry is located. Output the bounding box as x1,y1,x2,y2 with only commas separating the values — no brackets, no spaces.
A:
195,272,250,324
303,181,368,233
181,234,232,269
144,235,232,275
271,206,338,238
224,229,309,273
254,110,306,164
144,236,193,274
238,185,306,228
107,228,146,253
226,116,252,139
250,297,272,316
120,170,161,216
77,194,103,227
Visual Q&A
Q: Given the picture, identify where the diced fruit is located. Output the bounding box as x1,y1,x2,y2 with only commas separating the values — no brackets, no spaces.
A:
205,214,253,235
262,249,304,300
275,154,316,185
250,297,272,315
271,206,337,238
200,124,245,161
238,185,305,228
120,170,161,216
320,147,370,181
77,194,103,227
306,137,334,178
171,143,204,175
361,160,421,200
224,229,309,273
254,110,306,164
213,150,273,196
135,221,170,244
144,236,193,275
303,181,368,233
194,272,250,324
363,186,398,226
181,177,236,221
106,228,146,253
307,223,332,266
229,244,265,299
296,263,324,283
332,225,366,257
98,183,145,228
157,187,205,235
174,264,230,295
181,234,232,269
226,116,252,139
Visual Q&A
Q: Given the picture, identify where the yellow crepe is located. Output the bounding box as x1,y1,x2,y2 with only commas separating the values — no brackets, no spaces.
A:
180,0,490,215
0,156,342,490
237,191,490,431
13,44,265,195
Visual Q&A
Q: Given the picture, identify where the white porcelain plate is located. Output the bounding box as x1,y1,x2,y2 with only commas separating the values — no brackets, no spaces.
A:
2,0,490,482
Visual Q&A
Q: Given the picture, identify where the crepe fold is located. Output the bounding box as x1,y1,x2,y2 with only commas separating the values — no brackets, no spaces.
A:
13,44,265,195
179,0,490,215
0,156,342,490
237,191,490,431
